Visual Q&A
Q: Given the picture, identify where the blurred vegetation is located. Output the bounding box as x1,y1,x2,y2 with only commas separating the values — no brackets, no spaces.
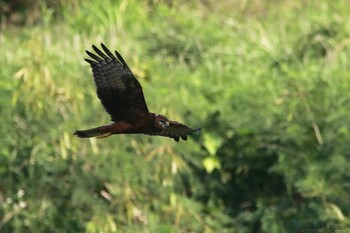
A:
1,0,350,232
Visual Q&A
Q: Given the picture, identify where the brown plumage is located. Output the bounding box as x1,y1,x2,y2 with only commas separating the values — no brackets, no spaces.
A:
74,43,200,142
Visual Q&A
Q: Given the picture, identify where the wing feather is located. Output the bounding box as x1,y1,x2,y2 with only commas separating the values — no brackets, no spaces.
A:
85,58,97,64
86,50,103,62
85,43,149,121
115,51,129,67
147,121,200,142
101,43,117,60
92,45,109,60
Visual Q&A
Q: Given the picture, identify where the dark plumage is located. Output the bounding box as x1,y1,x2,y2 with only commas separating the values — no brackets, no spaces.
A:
74,43,200,142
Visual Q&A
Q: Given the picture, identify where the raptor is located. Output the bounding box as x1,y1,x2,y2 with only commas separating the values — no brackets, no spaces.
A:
74,43,200,142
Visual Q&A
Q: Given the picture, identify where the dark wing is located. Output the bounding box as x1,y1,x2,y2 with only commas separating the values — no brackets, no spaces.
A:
85,43,149,122
147,121,201,142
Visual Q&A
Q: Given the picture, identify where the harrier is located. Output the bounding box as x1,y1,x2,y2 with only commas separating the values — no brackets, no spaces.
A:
74,43,200,142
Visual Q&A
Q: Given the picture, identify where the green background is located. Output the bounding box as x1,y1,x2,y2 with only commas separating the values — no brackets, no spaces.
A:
1,0,349,232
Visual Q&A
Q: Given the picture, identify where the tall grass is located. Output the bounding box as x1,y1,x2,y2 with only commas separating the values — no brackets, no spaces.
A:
1,0,350,232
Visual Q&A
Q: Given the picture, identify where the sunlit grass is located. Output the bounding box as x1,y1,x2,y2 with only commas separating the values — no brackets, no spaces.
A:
1,0,350,232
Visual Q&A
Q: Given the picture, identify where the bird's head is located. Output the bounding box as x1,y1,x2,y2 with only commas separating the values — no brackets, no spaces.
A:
154,114,170,130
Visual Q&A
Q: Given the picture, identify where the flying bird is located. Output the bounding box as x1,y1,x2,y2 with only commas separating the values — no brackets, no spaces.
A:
74,43,200,142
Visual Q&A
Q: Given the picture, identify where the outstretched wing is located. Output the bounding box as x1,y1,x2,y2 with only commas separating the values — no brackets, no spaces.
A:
147,121,201,142
85,43,149,122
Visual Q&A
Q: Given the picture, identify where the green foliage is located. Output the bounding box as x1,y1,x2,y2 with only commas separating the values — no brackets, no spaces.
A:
1,0,350,232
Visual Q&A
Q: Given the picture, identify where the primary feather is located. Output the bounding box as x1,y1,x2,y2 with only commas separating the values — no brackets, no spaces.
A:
85,43,149,122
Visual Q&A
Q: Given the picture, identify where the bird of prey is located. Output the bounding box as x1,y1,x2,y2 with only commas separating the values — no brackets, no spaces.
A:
74,43,200,142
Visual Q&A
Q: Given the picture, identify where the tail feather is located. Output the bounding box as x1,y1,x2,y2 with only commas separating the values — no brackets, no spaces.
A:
74,126,109,138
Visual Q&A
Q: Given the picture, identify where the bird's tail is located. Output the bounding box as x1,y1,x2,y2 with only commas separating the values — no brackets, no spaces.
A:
74,126,111,139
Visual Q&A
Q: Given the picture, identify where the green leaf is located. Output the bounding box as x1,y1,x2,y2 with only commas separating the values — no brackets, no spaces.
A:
203,156,221,173
203,133,223,156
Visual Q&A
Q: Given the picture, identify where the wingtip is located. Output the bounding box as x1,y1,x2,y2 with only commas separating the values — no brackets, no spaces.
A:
101,42,107,49
85,50,94,56
194,128,201,134
92,44,102,54
92,44,98,50
84,58,95,64
100,43,117,60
